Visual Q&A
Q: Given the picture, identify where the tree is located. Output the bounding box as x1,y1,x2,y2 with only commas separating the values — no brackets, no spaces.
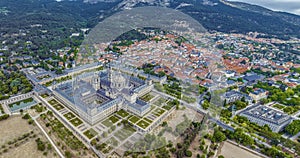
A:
185,150,192,157
213,130,227,143
35,138,45,151
220,109,232,118
285,120,300,136
202,100,210,110
162,121,168,127
65,150,72,158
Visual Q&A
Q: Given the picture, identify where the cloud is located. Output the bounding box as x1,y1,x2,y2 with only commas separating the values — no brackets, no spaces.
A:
228,0,300,15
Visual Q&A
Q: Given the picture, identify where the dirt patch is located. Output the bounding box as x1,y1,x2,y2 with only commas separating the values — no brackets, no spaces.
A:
0,139,57,158
0,115,33,145
219,141,261,158
0,115,58,158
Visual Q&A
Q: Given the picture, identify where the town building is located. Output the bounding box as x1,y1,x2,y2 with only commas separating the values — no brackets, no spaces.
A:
224,90,252,103
249,88,268,101
240,105,293,132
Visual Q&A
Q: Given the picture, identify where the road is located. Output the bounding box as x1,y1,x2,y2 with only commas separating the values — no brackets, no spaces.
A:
209,117,235,132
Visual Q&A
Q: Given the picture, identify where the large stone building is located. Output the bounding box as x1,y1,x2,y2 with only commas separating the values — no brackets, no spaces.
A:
240,105,293,132
53,68,153,125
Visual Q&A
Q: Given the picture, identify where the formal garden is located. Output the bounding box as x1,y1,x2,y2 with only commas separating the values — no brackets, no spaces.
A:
70,117,83,127
48,99,64,111
136,119,150,129
128,115,140,124
102,115,120,127
116,109,129,118
140,93,155,102
114,126,136,141
83,128,98,140
63,112,76,120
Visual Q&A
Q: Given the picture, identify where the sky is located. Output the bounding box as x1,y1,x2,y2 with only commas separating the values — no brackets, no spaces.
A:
228,0,300,15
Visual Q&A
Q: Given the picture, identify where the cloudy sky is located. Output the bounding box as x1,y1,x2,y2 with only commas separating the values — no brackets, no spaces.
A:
228,0,300,15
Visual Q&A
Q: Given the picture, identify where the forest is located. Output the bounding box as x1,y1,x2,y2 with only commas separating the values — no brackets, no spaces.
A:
0,70,33,100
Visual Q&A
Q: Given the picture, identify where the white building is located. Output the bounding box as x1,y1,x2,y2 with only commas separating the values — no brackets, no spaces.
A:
240,105,293,132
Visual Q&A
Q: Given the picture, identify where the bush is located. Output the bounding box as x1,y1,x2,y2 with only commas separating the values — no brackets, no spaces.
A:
35,138,45,151
0,114,9,121
185,150,192,157
22,113,30,120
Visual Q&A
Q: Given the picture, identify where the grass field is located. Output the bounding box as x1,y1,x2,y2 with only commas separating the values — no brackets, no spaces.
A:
143,117,153,123
52,103,64,111
63,112,75,120
129,115,140,124
83,128,97,139
48,99,58,105
273,104,285,110
41,94,49,98
136,120,150,129
116,109,129,118
152,108,165,117
102,115,120,127
140,93,155,102
70,117,83,127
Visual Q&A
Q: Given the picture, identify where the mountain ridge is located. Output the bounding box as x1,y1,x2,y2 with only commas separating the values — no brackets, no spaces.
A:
0,0,299,40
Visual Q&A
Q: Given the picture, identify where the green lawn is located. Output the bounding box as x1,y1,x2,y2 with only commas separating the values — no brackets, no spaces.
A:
273,104,285,110
70,117,83,127
140,93,155,102
143,117,153,123
116,109,129,118
129,115,140,124
102,115,120,127
83,128,97,139
48,99,58,105
152,108,165,117
53,104,64,111
162,105,173,110
136,120,150,129
63,112,76,120
41,94,49,98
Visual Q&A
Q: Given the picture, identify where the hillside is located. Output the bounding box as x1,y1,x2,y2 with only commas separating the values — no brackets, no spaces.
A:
0,0,299,58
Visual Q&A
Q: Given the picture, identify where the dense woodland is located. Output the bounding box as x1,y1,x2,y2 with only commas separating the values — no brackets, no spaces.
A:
0,70,33,100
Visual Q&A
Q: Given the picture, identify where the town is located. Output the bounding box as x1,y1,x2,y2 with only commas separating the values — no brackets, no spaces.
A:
0,28,300,158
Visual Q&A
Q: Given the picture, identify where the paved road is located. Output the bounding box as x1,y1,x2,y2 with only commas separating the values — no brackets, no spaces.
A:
209,117,235,132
